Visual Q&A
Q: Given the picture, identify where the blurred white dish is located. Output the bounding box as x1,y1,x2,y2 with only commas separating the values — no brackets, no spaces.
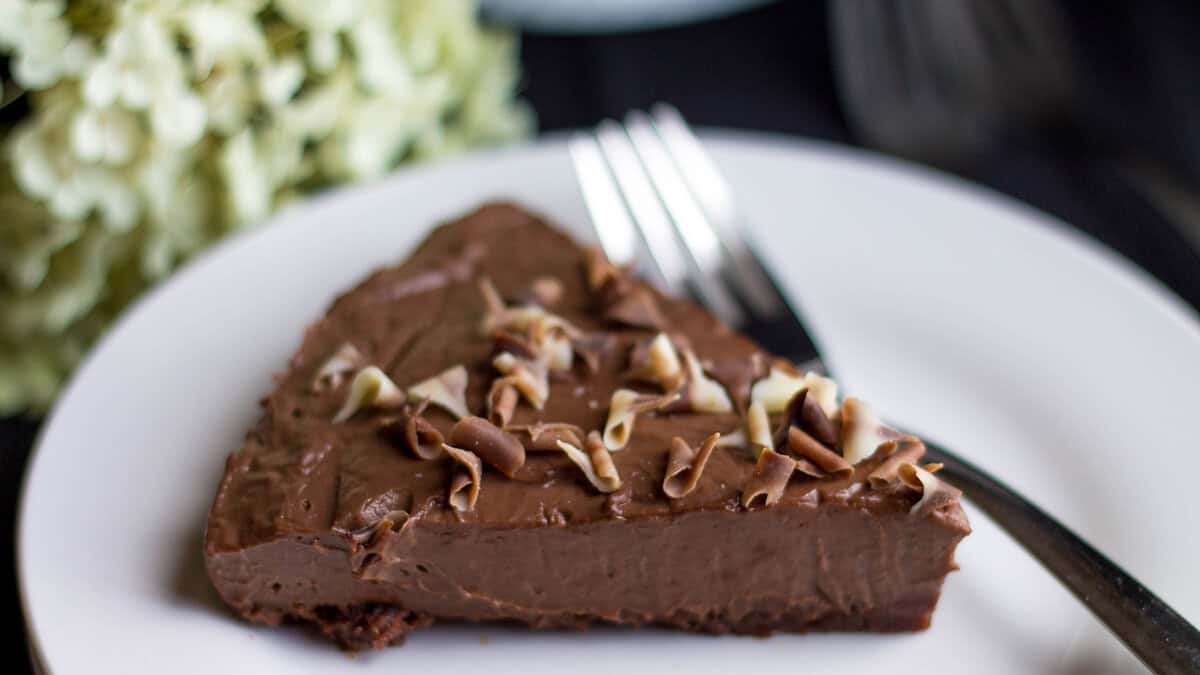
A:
482,0,773,33
20,131,1200,673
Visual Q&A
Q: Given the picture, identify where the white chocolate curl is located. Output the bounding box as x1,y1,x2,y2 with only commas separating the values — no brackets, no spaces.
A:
682,349,733,414
332,366,406,422
602,388,678,451
840,397,891,465
898,462,950,515
746,400,773,457
750,366,839,417
408,365,470,420
493,352,550,409
556,432,622,493
631,333,684,391
312,342,364,391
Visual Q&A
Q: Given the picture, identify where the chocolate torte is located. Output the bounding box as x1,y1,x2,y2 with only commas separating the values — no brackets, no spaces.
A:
204,203,970,649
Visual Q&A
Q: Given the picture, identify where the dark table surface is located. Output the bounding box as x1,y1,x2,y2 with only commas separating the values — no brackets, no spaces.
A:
6,1,1200,669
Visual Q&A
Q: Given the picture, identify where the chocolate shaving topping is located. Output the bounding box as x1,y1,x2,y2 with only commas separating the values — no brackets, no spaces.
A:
787,426,853,478
603,288,666,330
792,458,826,478
492,352,550,409
486,382,519,427
840,397,895,465
381,401,445,460
628,333,684,391
490,328,539,360
448,416,526,478
443,444,482,512
556,431,622,493
312,342,364,391
662,433,720,499
750,365,839,417
506,422,585,451
332,366,407,423
584,246,621,291
571,332,613,374
741,448,796,508
771,389,838,450
746,400,773,457
681,348,734,414
408,364,470,420
867,438,927,489
602,388,680,451
897,461,961,516
713,430,747,448
514,276,564,307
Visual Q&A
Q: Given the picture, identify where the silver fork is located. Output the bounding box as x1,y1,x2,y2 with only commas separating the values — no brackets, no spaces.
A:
569,104,1200,674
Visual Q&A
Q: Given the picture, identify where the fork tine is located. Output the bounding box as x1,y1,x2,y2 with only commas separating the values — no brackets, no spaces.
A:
567,133,640,268
648,103,786,318
621,111,746,328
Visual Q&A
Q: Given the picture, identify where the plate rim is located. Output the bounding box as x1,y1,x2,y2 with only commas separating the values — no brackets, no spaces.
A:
17,128,1200,671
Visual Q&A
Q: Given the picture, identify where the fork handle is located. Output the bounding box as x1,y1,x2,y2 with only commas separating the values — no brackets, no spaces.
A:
922,439,1200,674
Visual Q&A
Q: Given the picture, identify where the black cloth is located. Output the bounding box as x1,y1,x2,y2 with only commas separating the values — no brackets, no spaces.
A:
6,1,1200,669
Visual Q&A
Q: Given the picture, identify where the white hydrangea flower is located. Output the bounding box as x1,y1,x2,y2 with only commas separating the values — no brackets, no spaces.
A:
0,0,532,414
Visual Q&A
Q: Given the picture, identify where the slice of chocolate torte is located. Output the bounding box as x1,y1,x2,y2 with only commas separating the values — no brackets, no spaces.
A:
204,203,970,649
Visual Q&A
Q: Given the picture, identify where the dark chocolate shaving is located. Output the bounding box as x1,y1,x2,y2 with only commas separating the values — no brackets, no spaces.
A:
448,416,526,478
787,426,852,478
486,382,519,428
571,332,614,374
663,433,720,499
603,288,666,330
507,422,586,451
867,438,927,489
741,449,796,508
380,401,445,460
490,328,539,360
443,444,482,512
771,389,838,450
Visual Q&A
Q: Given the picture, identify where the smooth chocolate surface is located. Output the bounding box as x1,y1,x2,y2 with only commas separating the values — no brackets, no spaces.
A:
204,203,969,649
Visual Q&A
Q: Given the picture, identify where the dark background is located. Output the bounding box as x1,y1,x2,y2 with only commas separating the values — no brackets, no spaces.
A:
6,0,1200,667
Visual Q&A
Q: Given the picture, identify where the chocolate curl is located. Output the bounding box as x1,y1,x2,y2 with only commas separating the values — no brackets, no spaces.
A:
381,401,445,460
492,352,549,409
662,433,720,499
741,448,796,508
840,397,898,465
584,246,621,291
477,277,508,332
312,342,364,391
746,400,773,458
408,364,470,420
603,288,666,330
628,333,685,391
603,388,680,451
713,430,747,448
513,276,564,307
486,382,519,427
681,348,734,414
490,328,539,361
507,422,585,451
898,461,961,516
571,332,613,374
443,444,482,512
750,365,839,417
787,426,852,478
333,366,407,423
771,389,836,449
448,416,527,478
556,431,622,493
867,438,927,489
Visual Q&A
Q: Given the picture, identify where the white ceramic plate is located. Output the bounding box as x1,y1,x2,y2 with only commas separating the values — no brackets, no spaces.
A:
20,132,1200,674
